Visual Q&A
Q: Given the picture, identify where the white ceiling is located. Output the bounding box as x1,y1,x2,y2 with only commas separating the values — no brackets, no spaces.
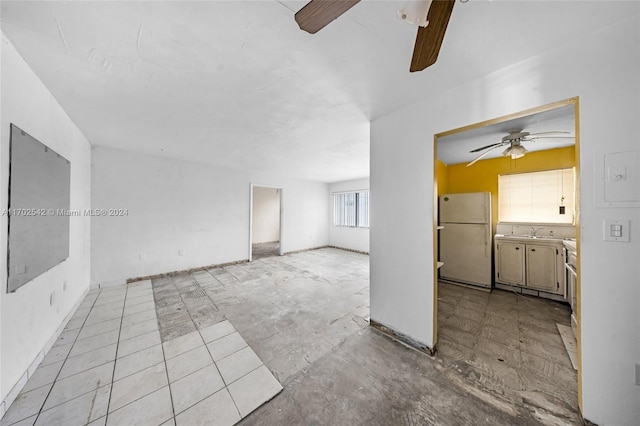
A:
0,1,633,182
437,103,575,165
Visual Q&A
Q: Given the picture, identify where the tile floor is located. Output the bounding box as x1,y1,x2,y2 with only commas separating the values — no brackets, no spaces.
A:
1,280,281,426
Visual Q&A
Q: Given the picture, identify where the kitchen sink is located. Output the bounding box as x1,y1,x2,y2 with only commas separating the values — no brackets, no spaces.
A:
495,234,562,241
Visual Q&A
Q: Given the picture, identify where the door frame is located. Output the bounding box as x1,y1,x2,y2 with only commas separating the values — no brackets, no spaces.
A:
249,183,284,262
432,96,582,409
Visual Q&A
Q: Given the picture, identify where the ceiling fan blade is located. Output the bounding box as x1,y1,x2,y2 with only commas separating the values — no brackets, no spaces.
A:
526,131,571,138
295,0,361,34
525,136,575,141
466,145,503,167
410,0,455,72
469,142,506,153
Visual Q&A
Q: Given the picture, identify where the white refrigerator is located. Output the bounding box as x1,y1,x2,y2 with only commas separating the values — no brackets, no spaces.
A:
439,192,492,289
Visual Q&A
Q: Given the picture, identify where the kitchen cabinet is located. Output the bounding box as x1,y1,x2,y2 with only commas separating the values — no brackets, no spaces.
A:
495,242,525,285
526,244,558,293
495,236,565,298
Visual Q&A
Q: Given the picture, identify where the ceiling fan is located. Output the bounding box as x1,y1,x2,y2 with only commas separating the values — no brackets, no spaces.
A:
294,0,456,72
466,130,573,167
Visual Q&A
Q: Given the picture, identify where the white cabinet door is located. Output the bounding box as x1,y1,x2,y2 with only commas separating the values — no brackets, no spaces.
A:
496,242,525,286
526,244,558,293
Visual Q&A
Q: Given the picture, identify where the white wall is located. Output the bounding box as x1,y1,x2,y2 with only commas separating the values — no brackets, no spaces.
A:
252,186,280,244
329,178,370,253
371,10,640,425
91,146,329,286
0,34,92,406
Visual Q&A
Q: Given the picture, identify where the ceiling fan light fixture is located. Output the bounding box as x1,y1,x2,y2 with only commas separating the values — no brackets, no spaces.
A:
502,144,528,159
397,0,433,27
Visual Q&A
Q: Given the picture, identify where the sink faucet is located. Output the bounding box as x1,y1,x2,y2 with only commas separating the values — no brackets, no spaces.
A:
530,226,544,237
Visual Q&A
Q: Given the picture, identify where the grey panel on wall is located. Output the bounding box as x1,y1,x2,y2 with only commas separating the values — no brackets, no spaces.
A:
7,124,70,292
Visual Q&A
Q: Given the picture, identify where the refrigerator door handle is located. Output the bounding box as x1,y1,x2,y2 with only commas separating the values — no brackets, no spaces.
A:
485,230,489,258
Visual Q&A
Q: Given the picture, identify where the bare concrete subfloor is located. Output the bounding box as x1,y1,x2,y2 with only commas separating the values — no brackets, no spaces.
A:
251,241,280,260
148,248,581,426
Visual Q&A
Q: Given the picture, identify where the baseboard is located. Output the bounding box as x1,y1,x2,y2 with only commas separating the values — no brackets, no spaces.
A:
282,245,329,256
327,246,369,255
369,319,436,357
126,259,250,283
1,286,89,419
252,241,279,245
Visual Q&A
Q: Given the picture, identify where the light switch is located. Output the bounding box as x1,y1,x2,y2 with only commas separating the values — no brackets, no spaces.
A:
604,151,639,202
603,219,630,242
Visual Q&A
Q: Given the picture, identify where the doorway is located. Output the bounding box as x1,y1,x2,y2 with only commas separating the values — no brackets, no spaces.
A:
249,184,283,261
432,97,582,416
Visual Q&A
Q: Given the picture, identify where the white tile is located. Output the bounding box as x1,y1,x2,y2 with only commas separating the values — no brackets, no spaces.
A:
114,344,164,381
78,298,98,311
117,330,161,359
123,300,156,316
109,362,167,412
93,296,125,308
35,384,110,425
124,294,155,308
88,416,106,425
84,307,123,326
170,364,225,414
69,329,120,358
119,318,158,341
22,361,63,392
77,319,121,341
106,386,173,426
175,389,240,426
166,346,212,383
126,289,153,299
121,309,156,328
69,307,92,322
0,384,52,425
58,344,117,379
216,347,263,385
99,285,127,295
54,328,81,347
159,418,175,426
3,414,37,426
227,365,282,417
128,279,152,289
43,362,114,410
162,331,204,360
206,332,247,362
199,320,235,344
64,317,87,331
41,343,73,367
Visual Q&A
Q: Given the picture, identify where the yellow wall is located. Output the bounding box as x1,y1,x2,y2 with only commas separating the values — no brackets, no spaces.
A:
441,146,575,232
435,158,448,195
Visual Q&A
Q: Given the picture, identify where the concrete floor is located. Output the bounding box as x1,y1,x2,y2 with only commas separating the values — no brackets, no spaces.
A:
239,269,580,426
251,242,280,260
2,248,581,425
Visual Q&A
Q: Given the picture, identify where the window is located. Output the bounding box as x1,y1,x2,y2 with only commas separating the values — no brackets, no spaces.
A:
498,168,575,224
333,191,369,227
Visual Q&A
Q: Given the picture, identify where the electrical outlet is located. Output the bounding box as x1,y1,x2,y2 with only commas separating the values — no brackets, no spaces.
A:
63,281,67,291
178,249,184,256
49,291,55,306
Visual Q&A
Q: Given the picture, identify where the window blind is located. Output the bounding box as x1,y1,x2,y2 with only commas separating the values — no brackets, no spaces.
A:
498,168,575,224
333,191,369,227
